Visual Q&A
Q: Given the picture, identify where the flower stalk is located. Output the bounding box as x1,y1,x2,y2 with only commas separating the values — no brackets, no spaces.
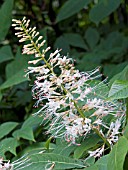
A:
13,17,86,120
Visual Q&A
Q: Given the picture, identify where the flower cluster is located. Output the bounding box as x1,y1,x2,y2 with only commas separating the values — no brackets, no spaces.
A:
12,17,126,158
0,158,13,170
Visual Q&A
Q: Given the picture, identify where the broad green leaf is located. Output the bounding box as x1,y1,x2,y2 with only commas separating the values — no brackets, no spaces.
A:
22,115,43,128
14,90,32,106
14,153,85,170
107,136,128,170
74,146,109,170
73,157,95,169
82,156,108,170
124,123,128,140
0,137,20,156
12,127,35,141
64,33,88,50
19,142,56,156
101,31,125,50
96,155,109,170
0,0,14,40
56,0,91,22
54,36,70,54
85,28,100,49
89,0,121,25
76,52,100,71
83,164,98,170
0,45,13,63
5,47,26,79
0,69,28,90
12,116,43,141
109,65,128,85
0,122,18,139
53,139,76,157
74,135,100,159
104,62,127,80
108,80,128,100
0,50,29,90
86,157,95,166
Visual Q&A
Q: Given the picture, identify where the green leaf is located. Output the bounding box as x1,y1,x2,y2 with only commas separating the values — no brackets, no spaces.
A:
56,0,91,22
0,45,13,63
5,47,26,79
14,153,85,170
64,33,88,50
109,65,128,85
0,0,14,40
54,36,70,54
14,90,32,106
0,69,28,90
83,156,108,170
12,127,35,141
96,155,109,170
12,116,42,141
107,136,128,170
84,165,98,170
74,135,100,159
19,142,56,156
124,123,128,140
86,157,95,166
0,137,20,156
0,51,29,90
108,80,128,100
45,137,53,150
22,115,43,128
104,62,128,80
76,52,100,71
89,0,121,25
53,139,76,157
0,122,18,139
85,28,100,49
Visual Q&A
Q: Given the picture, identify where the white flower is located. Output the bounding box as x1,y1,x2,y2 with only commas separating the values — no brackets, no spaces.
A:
84,118,91,124
107,118,122,145
0,164,2,169
4,162,10,169
87,98,102,109
50,49,60,58
74,118,83,125
12,17,126,150
88,145,105,158
56,78,63,86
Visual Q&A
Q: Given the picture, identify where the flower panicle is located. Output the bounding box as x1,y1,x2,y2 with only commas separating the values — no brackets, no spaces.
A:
12,17,126,158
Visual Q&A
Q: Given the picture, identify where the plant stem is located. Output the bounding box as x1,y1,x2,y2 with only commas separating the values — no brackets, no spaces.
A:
93,128,111,148
71,99,85,118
